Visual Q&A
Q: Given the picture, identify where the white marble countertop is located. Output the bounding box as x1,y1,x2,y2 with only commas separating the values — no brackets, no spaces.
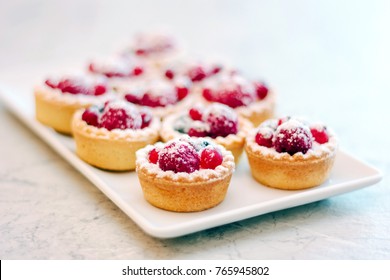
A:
0,0,389,259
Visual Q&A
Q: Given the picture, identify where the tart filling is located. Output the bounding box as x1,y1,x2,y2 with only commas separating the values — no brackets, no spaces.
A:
115,75,192,118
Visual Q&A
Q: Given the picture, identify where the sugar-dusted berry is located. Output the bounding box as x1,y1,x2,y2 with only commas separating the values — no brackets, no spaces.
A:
158,142,200,173
274,120,313,155
200,147,223,169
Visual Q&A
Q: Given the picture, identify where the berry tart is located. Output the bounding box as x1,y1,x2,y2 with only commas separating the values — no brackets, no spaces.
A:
136,137,235,212
115,74,192,118
200,73,275,126
245,117,338,190
72,100,160,171
88,55,145,87
123,32,181,67
160,103,252,164
34,75,111,134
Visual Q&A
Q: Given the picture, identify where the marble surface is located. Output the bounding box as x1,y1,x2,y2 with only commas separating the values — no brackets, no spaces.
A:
0,0,389,259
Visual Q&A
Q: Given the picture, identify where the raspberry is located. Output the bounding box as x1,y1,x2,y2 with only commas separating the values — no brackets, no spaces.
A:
82,109,99,127
57,78,90,95
99,102,142,130
189,107,203,121
140,93,166,107
133,67,143,76
46,77,106,96
200,147,223,169
311,126,329,144
176,86,189,101
214,88,255,108
165,69,175,80
255,127,274,148
158,142,200,173
45,79,57,89
202,88,214,101
203,104,238,138
148,148,159,164
188,127,208,137
188,66,207,82
94,84,107,95
135,49,146,56
274,120,313,155
277,116,291,126
124,93,141,104
140,109,153,128
254,82,269,100
211,66,222,75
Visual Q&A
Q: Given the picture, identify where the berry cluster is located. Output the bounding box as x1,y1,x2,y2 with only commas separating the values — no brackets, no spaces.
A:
88,56,144,78
123,82,189,108
174,103,239,138
45,77,107,96
255,117,329,155
148,138,224,173
164,63,222,83
202,76,269,109
81,100,152,130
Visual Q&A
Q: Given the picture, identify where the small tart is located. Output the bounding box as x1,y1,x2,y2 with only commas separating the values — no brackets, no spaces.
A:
160,113,252,164
87,55,145,88
245,118,338,190
136,138,235,212
123,32,182,68
199,74,276,126
72,107,160,171
34,76,111,134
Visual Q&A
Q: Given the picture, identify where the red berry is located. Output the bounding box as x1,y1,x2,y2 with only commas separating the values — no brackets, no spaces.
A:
47,77,106,96
202,88,214,101
94,84,107,95
148,148,159,164
133,67,143,76
311,127,329,144
45,79,57,88
254,82,269,100
277,116,290,126
140,110,152,128
204,105,238,138
211,66,222,75
188,127,208,137
58,78,90,95
124,93,141,104
255,127,274,148
176,87,189,101
200,147,223,169
188,66,207,82
158,142,200,173
189,107,203,121
215,88,255,108
274,121,313,155
99,106,142,130
165,69,175,80
82,109,99,127
135,49,146,56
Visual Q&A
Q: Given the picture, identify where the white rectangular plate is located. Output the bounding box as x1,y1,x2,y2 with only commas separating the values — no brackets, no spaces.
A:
0,83,383,238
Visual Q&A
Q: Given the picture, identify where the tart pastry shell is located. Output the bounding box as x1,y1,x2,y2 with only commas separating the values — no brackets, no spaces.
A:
72,110,160,171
